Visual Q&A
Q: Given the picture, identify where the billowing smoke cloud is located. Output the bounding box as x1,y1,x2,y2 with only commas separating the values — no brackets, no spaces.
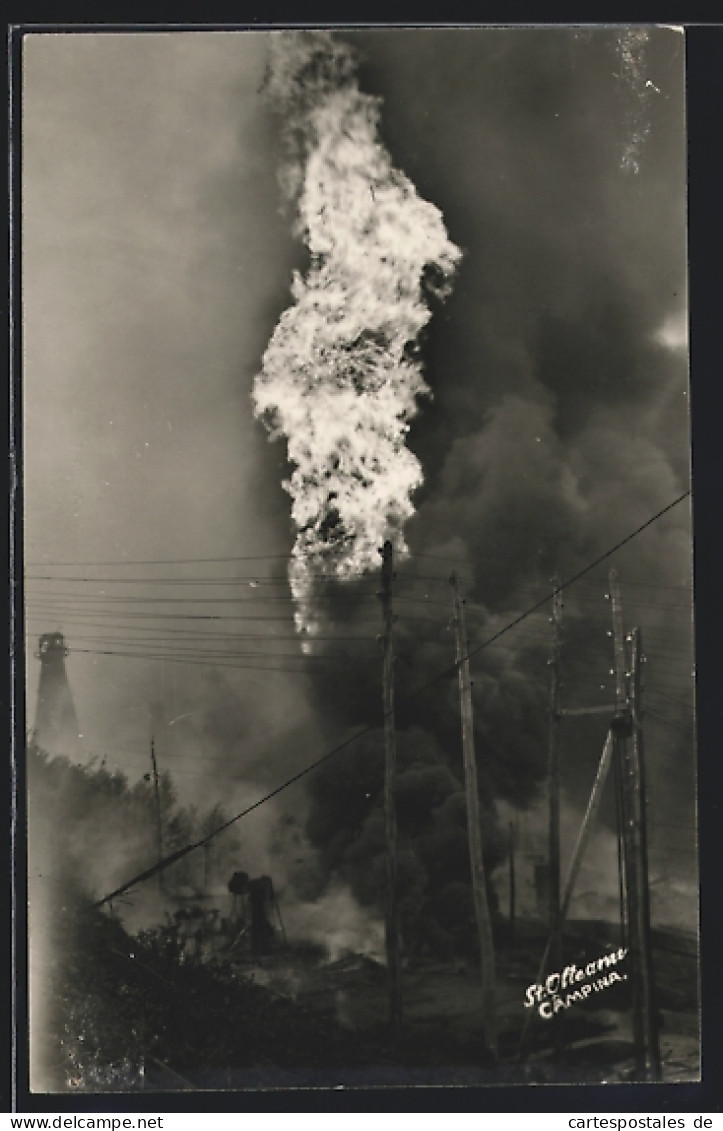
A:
252,31,461,635
252,27,693,946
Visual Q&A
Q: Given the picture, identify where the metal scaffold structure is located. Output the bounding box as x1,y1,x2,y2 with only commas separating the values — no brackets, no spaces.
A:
516,568,661,1079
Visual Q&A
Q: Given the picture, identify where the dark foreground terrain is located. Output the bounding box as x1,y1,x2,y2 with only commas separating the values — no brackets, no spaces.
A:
240,917,699,1087
34,899,699,1092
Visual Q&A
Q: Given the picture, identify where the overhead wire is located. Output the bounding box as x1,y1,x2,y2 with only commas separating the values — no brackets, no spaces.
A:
25,553,294,567
26,549,477,571
92,488,691,907
517,579,693,595
25,569,466,586
26,610,382,623
645,710,695,734
24,627,378,645
26,593,375,607
69,644,376,663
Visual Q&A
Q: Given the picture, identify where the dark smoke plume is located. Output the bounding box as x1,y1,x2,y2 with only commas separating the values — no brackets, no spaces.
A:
255,28,693,944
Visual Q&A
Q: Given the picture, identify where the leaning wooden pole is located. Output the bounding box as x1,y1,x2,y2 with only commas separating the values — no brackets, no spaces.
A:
612,742,629,948
518,727,615,1058
380,540,401,1037
450,572,497,1059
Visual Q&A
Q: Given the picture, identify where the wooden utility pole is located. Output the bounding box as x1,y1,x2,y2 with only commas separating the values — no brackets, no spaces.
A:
611,569,643,1073
547,577,564,969
632,627,662,1079
625,626,662,1080
149,736,164,895
450,572,497,1060
609,570,630,948
609,572,661,1080
380,540,401,1037
509,820,517,945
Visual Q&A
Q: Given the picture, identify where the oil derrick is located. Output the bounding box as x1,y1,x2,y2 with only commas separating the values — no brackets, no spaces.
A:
32,632,83,758
228,871,278,958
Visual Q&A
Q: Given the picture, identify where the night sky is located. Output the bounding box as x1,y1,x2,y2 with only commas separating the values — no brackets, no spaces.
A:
22,28,694,933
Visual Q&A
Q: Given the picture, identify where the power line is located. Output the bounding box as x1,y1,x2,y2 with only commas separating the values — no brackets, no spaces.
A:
518,579,693,594
26,550,476,571
645,710,696,733
25,553,294,567
25,584,460,607
69,645,376,664
26,592,451,609
25,610,382,623
407,552,474,564
26,594,374,607
24,628,377,645
25,570,463,586
93,489,691,908
26,575,294,585
66,648,377,675
642,682,696,696
559,597,692,613
26,636,380,656
645,694,696,711
76,646,376,662
646,819,696,831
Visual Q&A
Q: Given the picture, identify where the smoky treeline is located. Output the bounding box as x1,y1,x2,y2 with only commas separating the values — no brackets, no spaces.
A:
24,738,498,1089
27,742,243,929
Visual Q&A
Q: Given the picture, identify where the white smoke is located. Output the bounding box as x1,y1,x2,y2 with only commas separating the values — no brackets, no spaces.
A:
252,31,461,635
283,880,385,963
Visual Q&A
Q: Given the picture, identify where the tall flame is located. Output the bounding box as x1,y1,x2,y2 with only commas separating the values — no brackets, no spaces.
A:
252,31,461,634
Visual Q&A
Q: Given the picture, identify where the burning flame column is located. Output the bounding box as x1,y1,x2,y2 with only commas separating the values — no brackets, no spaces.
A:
252,31,461,634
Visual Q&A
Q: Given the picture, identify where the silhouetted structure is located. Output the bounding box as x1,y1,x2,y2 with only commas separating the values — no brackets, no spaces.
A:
32,632,83,758
228,871,277,957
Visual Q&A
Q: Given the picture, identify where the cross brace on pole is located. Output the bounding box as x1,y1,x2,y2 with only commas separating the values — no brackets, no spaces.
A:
518,728,615,1059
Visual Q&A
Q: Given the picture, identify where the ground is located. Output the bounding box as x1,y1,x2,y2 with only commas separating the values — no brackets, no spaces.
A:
225,917,700,1087
44,901,699,1092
